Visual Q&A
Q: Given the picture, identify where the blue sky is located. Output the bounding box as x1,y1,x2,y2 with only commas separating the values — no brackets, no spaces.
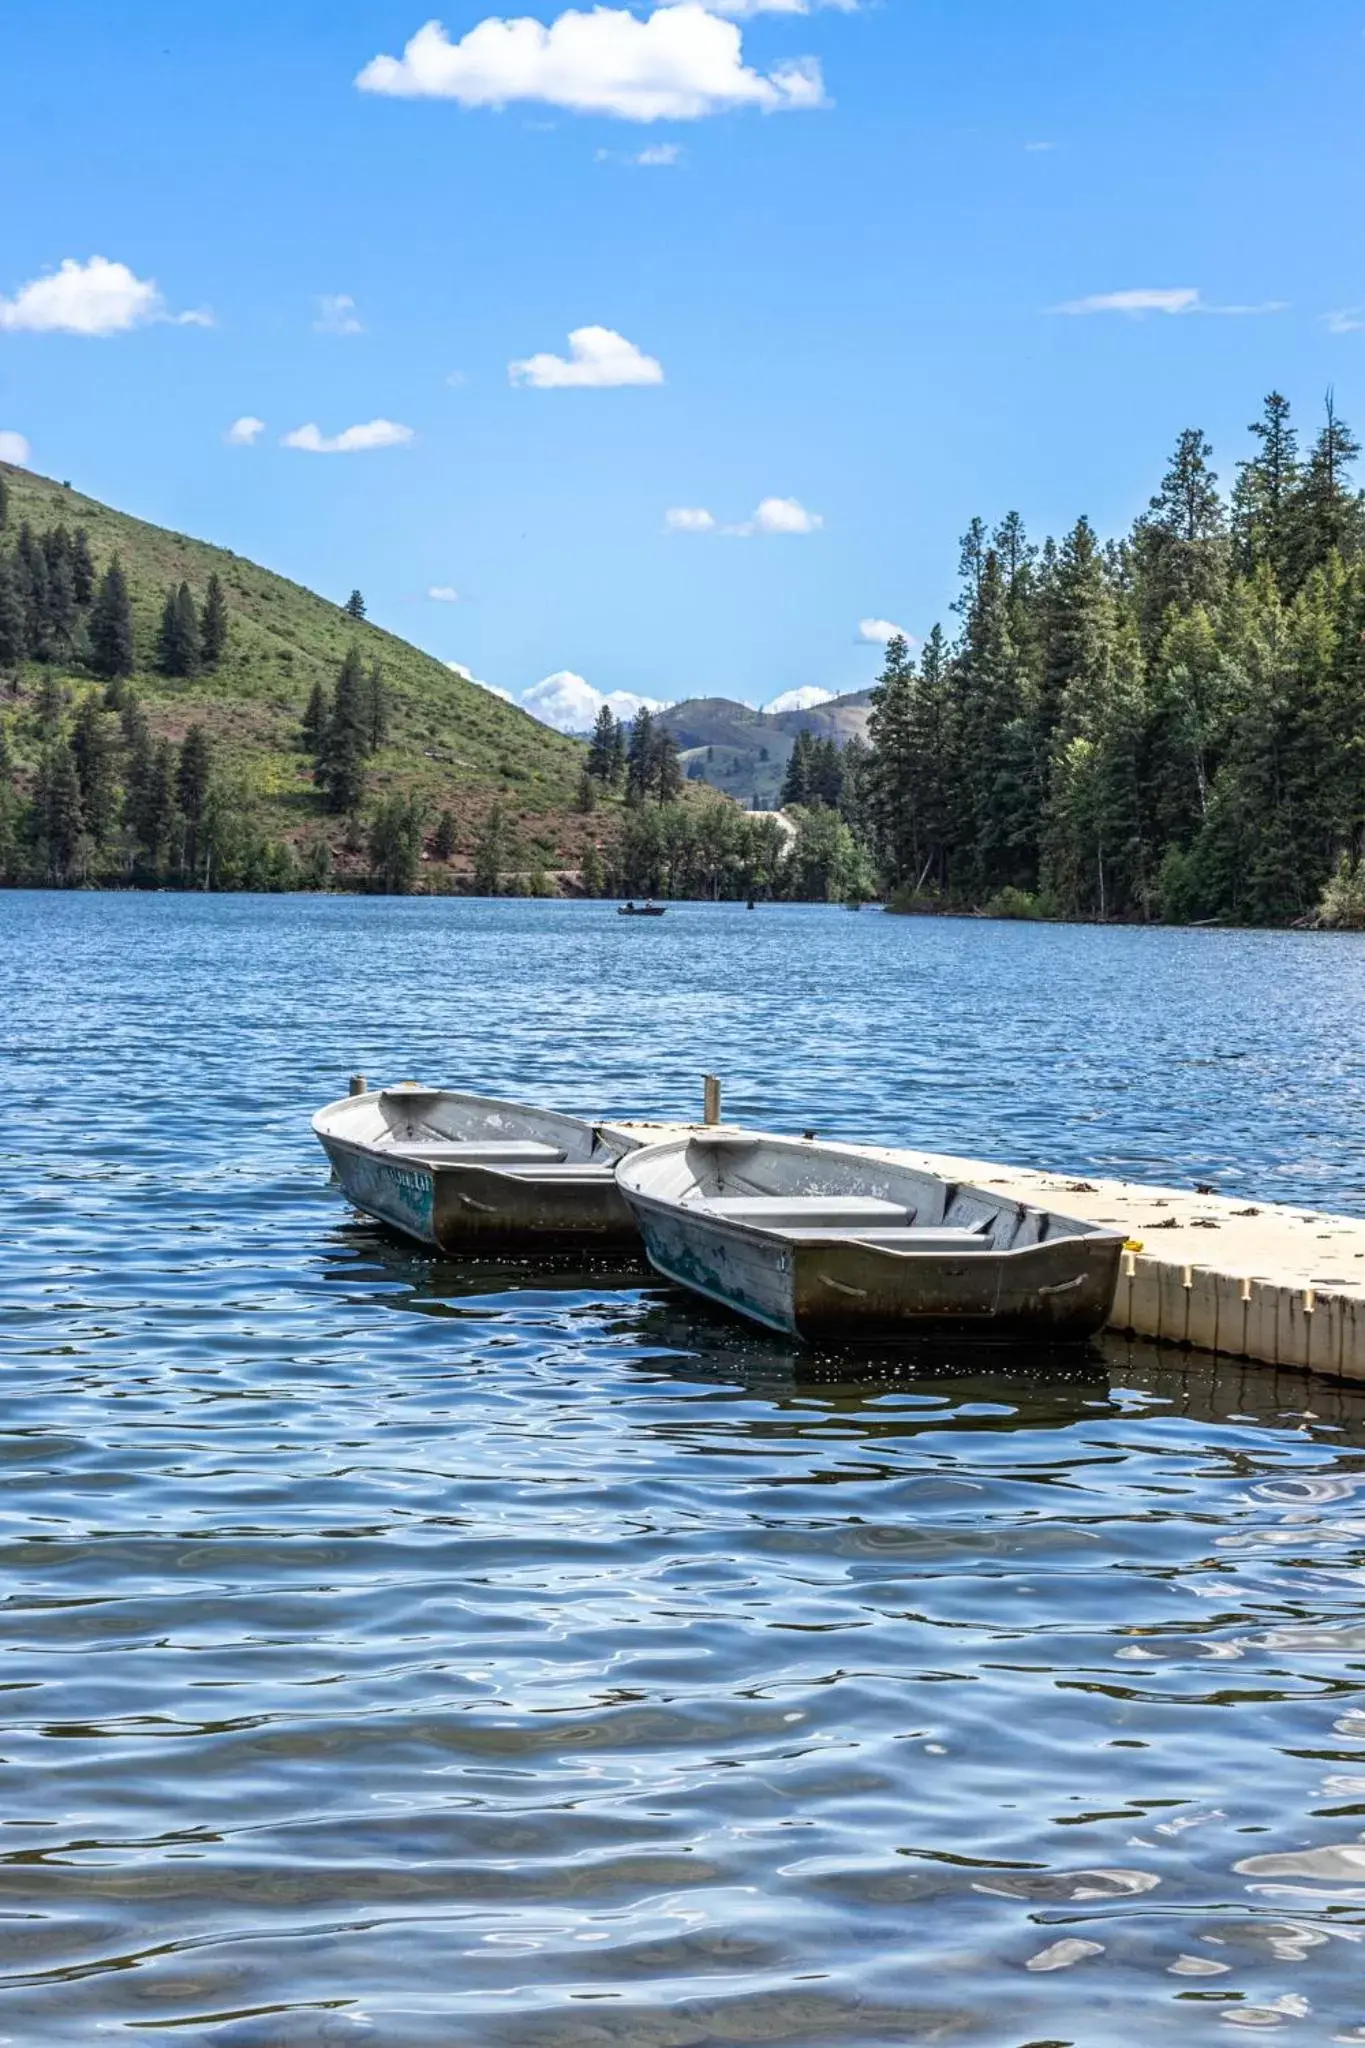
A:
2,0,1363,727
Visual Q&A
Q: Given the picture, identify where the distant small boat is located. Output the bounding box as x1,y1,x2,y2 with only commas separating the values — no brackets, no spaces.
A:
616,1132,1123,1342
313,1085,638,1251
618,901,667,917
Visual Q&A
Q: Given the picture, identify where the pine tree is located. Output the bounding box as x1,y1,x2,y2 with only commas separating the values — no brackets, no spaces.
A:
1285,394,1365,585
472,804,507,895
177,724,213,879
432,808,457,860
1134,428,1228,639
301,679,329,753
626,708,656,804
70,694,118,846
16,524,50,655
200,573,228,667
864,633,918,886
587,703,618,780
133,738,178,871
576,767,597,813
42,528,77,651
89,560,134,679
36,672,65,736
367,794,425,893
70,528,96,607
609,717,627,787
580,840,605,897
318,646,369,813
362,659,390,751
0,555,26,664
780,728,815,807
158,581,201,677
344,589,366,621
655,728,683,804
37,740,85,884
1233,393,1300,585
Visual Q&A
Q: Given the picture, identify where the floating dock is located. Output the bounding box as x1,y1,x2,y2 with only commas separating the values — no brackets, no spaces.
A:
859,1144,1365,1378
607,1122,1365,1378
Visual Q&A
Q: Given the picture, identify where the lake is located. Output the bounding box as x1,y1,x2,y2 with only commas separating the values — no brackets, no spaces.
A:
4,892,1365,2044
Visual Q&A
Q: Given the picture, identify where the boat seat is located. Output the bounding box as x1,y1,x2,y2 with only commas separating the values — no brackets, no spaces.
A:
775,1226,996,1250
383,1140,567,1164
703,1195,911,1228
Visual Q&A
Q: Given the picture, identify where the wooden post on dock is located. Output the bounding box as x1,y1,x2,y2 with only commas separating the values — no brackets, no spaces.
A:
703,1074,722,1126
349,1073,367,1097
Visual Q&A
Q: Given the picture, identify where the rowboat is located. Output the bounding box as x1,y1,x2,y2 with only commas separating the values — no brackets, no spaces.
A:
313,1084,638,1251
615,1131,1124,1341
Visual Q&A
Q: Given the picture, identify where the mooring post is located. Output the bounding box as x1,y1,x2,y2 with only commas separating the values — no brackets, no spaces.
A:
349,1073,368,1097
703,1073,722,1126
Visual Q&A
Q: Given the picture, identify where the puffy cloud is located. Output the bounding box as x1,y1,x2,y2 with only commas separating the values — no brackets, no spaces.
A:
356,5,825,122
224,415,266,445
510,324,663,388
764,686,833,713
709,0,853,13
428,585,460,602
751,494,822,534
1057,286,1285,318
598,140,683,164
281,419,415,452
858,617,912,646
523,670,668,732
314,293,365,335
0,430,31,465
664,505,716,532
0,255,208,336
666,495,822,536
1323,309,1365,335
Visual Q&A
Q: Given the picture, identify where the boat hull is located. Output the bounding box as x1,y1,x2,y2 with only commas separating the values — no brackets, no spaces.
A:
631,1194,1120,1340
320,1132,639,1252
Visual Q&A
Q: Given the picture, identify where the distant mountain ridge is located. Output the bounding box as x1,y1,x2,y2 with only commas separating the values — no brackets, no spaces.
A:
656,689,874,806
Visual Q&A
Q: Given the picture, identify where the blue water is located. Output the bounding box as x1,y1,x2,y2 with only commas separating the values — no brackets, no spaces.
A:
5,892,1365,2045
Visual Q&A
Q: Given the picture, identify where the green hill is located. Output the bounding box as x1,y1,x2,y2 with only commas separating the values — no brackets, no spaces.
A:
660,690,874,806
0,461,611,885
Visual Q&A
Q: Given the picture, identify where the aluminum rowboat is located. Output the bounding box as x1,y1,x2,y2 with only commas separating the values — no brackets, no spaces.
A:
615,1131,1124,1341
313,1084,638,1252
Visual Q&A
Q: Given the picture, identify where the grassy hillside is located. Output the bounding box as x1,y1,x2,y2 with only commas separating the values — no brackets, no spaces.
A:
0,461,611,874
660,690,874,806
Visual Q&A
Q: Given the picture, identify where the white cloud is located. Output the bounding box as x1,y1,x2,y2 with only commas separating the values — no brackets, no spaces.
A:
510,324,663,388
668,495,823,536
281,419,415,453
765,686,834,713
0,430,30,465
523,670,668,732
858,617,912,646
1323,309,1365,335
0,255,208,336
428,585,460,602
1056,286,1285,318
356,5,825,122
445,368,468,386
751,495,822,534
224,415,266,446
709,0,853,13
315,293,365,335
665,505,716,532
1024,139,1055,152
599,140,683,165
